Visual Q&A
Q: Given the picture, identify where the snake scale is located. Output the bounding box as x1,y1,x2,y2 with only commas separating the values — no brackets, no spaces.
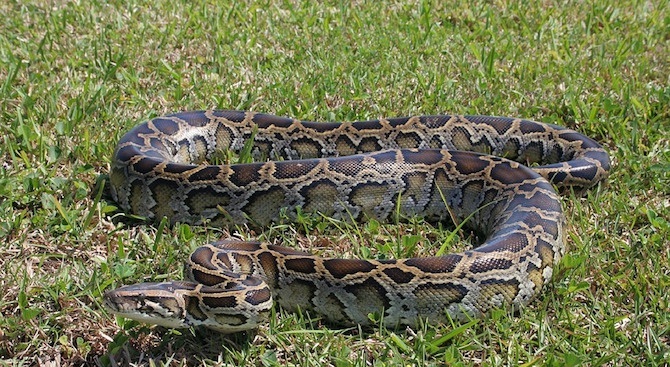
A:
103,110,610,333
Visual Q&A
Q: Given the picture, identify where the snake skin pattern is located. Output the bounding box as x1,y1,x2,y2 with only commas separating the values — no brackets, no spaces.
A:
104,110,610,332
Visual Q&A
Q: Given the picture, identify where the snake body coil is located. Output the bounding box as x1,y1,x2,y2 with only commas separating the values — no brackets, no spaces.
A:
104,110,609,332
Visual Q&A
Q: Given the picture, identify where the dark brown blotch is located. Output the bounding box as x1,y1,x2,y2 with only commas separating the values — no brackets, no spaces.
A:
465,115,514,134
513,211,560,238
479,231,528,253
273,160,320,179
132,157,162,174
185,295,208,321
401,149,445,165
171,111,210,127
509,186,561,212
489,161,535,185
245,287,272,306
469,257,514,274
323,259,376,279
404,254,461,273
152,117,180,135
586,150,611,169
451,151,492,175
252,112,295,128
485,117,514,135
149,137,171,153
229,163,263,186
418,115,453,129
200,293,238,309
285,258,316,274
382,267,415,284
562,160,601,181
211,110,247,122
300,120,341,133
385,116,415,128
258,252,279,287
327,155,364,175
517,119,547,134
351,118,384,130
190,268,230,286
213,240,263,251
115,145,143,163
164,162,194,174
189,246,216,266
188,166,222,182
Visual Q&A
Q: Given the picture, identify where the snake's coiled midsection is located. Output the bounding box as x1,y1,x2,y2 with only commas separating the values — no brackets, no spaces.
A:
104,110,610,333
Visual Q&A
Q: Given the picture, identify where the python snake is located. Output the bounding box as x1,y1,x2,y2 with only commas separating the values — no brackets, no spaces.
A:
103,110,610,333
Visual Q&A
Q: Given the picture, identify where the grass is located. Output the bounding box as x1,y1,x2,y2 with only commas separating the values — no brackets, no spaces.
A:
0,0,668,365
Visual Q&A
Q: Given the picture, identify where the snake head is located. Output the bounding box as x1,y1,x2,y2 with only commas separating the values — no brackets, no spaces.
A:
103,280,273,333
103,281,199,329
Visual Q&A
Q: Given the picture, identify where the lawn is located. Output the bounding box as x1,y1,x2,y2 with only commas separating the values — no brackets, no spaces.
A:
0,0,668,366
